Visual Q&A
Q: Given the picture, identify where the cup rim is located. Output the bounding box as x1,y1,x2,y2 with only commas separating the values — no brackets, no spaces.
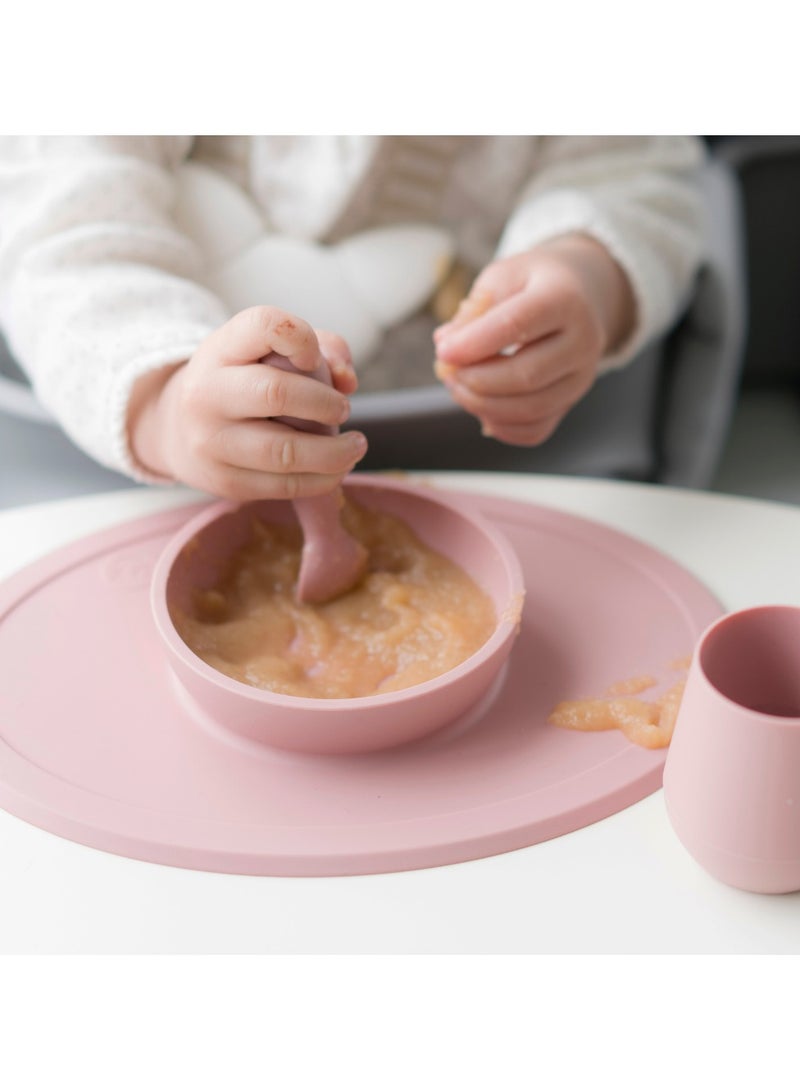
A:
695,604,800,725
150,474,525,711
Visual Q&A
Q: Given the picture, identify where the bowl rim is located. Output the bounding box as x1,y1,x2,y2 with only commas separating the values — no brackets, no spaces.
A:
150,473,525,711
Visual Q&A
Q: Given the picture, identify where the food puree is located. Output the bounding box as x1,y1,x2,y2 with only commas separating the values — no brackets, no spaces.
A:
548,668,688,750
172,501,496,699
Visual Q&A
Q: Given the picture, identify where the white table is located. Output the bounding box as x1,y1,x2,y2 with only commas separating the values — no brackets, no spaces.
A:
1,471,799,954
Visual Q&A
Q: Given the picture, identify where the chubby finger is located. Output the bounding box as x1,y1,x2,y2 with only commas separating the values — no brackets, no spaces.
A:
479,415,563,447
434,256,529,343
207,466,355,503
435,290,563,367
442,370,584,427
209,364,351,426
210,420,368,476
316,330,359,395
203,306,324,372
435,334,570,398
435,289,495,337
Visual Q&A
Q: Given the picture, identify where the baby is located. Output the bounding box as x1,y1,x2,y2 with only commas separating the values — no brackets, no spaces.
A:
0,136,705,499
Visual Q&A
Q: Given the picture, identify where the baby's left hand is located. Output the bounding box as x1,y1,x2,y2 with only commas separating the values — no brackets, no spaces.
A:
433,234,636,446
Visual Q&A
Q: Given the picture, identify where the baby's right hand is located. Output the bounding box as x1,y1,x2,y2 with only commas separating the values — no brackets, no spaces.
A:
128,307,367,500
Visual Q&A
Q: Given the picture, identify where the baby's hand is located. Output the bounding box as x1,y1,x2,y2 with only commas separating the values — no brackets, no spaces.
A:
432,235,636,446
128,307,366,499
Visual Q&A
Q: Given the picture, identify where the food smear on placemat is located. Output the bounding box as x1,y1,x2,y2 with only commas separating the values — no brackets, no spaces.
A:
548,660,690,749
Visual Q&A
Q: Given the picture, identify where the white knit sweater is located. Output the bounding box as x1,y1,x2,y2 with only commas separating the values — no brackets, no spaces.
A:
0,135,705,480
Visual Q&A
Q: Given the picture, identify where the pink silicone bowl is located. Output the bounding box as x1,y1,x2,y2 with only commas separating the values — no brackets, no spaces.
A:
151,476,525,755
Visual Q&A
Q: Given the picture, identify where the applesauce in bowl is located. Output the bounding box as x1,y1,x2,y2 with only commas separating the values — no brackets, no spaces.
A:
151,476,524,755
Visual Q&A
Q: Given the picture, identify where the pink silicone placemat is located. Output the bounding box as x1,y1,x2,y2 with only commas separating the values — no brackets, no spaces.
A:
0,489,723,876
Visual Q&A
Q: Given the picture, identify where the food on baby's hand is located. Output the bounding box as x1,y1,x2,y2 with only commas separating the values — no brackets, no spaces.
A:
172,501,496,700
431,260,474,324
433,289,494,383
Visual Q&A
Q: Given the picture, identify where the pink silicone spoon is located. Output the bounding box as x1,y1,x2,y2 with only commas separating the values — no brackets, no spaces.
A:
263,352,368,604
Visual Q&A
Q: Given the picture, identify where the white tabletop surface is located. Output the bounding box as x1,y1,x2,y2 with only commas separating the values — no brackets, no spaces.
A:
1,471,799,954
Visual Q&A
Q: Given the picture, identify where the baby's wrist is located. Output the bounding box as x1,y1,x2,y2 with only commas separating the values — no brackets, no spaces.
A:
127,363,185,481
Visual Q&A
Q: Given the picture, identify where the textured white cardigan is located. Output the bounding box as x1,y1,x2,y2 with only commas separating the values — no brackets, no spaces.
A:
0,135,705,480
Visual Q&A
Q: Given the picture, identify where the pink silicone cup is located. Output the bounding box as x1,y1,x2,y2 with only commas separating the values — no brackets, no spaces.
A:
150,475,525,756
663,605,800,894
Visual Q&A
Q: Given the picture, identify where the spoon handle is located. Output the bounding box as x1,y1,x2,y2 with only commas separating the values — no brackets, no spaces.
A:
261,352,367,604
261,351,336,436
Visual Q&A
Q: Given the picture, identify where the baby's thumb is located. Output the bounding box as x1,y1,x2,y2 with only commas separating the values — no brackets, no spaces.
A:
316,330,358,394
434,288,495,345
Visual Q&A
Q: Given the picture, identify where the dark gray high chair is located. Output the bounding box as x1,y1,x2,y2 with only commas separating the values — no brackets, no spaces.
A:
0,156,746,510
703,137,800,502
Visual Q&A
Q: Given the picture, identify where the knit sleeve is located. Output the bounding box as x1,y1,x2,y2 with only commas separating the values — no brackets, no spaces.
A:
0,136,231,480
496,136,706,370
